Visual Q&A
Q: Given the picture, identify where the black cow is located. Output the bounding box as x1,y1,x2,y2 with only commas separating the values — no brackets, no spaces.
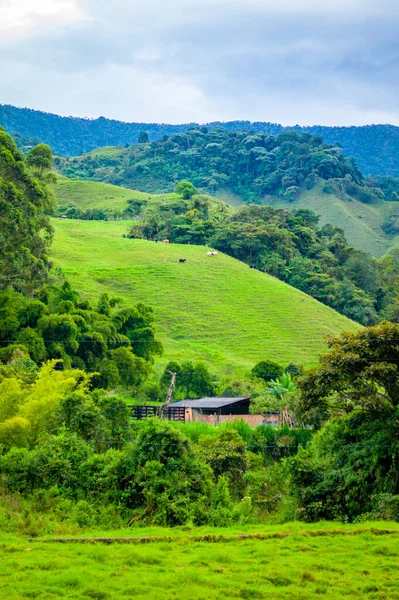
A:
179,258,186,263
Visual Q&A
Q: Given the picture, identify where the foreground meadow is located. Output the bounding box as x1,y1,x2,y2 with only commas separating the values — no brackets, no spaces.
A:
2,523,399,599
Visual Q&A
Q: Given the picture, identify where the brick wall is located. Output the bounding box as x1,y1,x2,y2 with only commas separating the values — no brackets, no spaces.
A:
184,410,280,426
220,414,265,426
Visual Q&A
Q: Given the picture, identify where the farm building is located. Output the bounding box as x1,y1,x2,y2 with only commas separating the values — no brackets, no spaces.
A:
170,397,279,426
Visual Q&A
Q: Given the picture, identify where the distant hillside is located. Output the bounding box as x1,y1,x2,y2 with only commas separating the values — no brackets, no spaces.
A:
52,177,230,221
56,129,367,203
51,219,360,374
53,176,399,326
2,104,399,175
266,182,399,258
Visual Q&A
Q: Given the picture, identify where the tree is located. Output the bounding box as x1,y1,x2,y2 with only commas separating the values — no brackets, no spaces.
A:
251,372,297,426
26,144,56,183
0,129,54,295
298,321,399,417
251,360,283,383
198,429,249,497
138,131,149,144
161,361,215,399
175,180,198,200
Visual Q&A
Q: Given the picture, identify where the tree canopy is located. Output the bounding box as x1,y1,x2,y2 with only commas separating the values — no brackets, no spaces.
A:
298,322,399,417
0,128,54,296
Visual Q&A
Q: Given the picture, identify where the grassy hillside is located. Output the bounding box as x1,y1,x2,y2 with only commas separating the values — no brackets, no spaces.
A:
266,183,399,257
52,178,150,212
51,219,359,374
52,177,231,218
52,175,399,258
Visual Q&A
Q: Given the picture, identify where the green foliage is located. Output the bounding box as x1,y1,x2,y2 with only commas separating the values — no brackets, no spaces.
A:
0,282,162,394
198,429,249,497
251,373,297,417
131,199,399,325
0,360,91,448
251,360,284,383
287,411,399,522
138,131,149,144
0,128,54,295
175,180,198,199
5,104,399,178
161,361,215,399
26,144,56,183
298,321,399,417
57,129,364,202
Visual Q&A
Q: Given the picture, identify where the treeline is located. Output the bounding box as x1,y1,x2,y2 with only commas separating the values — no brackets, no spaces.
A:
0,369,309,530
2,324,399,531
57,129,371,203
129,190,399,325
3,104,399,176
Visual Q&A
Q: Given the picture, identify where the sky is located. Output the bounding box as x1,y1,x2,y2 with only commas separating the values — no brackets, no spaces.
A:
0,0,398,126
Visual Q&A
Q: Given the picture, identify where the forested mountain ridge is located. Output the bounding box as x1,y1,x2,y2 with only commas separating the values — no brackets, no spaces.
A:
2,103,399,176
53,129,399,257
56,129,368,202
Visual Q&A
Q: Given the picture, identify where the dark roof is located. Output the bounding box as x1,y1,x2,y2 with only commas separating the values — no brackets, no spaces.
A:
171,396,250,409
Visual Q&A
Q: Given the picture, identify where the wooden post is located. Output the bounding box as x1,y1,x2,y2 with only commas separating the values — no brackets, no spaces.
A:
158,371,176,420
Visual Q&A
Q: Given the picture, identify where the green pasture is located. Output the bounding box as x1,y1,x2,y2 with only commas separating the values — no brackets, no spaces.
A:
2,522,399,599
51,219,359,374
52,179,150,212
267,183,399,257
52,177,229,215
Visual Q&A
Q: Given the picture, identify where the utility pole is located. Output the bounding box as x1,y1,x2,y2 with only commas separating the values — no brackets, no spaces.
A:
158,371,176,420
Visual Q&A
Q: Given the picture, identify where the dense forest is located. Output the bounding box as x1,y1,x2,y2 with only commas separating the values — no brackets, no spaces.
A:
56,128,385,204
129,189,399,326
3,104,399,176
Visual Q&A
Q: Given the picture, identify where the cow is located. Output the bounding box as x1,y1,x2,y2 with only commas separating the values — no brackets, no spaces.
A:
179,258,186,263
162,239,170,244
249,264,256,269
207,251,218,256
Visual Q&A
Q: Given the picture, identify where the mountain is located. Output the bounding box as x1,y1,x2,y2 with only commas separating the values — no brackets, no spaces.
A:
51,219,360,375
2,104,399,176
52,130,399,257
55,129,366,199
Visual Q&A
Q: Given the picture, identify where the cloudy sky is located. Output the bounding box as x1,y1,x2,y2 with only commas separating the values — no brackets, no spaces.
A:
0,0,398,125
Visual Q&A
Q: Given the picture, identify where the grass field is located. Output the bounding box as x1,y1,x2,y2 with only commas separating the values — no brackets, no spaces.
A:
51,219,359,374
52,178,229,216
52,178,149,212
2,522,399,599
266,183,399,257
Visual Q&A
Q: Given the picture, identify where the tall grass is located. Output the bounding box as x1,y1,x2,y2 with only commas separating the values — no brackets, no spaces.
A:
170,419,253,443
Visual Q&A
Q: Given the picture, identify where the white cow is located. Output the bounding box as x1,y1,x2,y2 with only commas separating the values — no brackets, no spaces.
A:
207,251,218,256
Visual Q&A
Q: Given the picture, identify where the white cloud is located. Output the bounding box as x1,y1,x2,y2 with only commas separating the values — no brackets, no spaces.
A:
0,59,217,123
0,0,83,39
0,0,398,125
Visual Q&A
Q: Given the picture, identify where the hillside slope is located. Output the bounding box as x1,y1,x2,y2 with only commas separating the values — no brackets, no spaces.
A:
265,184,399,257
52,175,399,258
2,104,399,176
52,177,230,219
51,219,359,374
53,178,149,212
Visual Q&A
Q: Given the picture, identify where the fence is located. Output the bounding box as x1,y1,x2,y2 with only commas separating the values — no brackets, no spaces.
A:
130,405,185,422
